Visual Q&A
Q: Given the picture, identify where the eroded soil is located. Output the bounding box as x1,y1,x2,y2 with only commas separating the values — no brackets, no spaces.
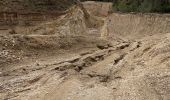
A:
0,2,170,100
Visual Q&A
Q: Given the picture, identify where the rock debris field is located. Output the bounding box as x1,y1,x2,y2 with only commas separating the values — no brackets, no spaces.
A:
0,1,170,100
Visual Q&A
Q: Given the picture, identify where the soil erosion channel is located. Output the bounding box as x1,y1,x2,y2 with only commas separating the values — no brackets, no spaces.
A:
0,1,170,100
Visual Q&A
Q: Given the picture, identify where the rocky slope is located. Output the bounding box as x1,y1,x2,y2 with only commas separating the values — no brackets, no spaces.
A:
0,1,170,100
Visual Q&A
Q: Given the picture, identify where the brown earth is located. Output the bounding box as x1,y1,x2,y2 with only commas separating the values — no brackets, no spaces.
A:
0,0,73,12
0,0,74,30
0,1,170,100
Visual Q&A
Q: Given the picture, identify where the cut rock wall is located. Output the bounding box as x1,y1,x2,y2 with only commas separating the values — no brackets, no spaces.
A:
0,12,65,29
83,1,112,17
106,13,170,40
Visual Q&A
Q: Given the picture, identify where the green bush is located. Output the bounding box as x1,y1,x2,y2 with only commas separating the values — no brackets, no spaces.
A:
112,0,170,13
139,0,153,12
82,0,170,13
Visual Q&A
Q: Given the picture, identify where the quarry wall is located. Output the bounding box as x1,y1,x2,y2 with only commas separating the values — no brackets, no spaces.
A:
83,1,170,39
0,12,65,29
82,1,112,17
107,13,170,39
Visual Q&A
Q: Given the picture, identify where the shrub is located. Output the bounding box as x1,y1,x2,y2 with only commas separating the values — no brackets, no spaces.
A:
111,0,170,13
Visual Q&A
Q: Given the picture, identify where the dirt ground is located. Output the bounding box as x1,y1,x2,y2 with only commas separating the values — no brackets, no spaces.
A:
0,2,170,100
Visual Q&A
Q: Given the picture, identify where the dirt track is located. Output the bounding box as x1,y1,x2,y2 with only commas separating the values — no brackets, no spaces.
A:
0,2,170,100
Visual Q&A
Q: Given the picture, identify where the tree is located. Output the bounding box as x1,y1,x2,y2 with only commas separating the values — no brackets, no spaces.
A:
85,0,170,13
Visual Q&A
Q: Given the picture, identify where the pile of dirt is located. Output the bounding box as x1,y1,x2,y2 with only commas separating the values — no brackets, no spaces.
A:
17,5,104,36
0,2,108,69
1,32,170,100
27,6,88,36
0,34,110,68
0,1,170,100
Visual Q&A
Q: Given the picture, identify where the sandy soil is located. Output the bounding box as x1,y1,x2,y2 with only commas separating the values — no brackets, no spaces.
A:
0,2,170,100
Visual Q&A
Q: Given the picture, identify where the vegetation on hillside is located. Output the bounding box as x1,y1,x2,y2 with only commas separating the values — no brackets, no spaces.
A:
82,0,170,13
112,0,170,13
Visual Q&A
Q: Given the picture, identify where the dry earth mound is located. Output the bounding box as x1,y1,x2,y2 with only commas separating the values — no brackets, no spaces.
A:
0,4,109,71
0,1,170,100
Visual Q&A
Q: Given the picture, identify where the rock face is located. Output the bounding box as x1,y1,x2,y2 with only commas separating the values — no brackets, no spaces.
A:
0,12,65,29
106,13,170,40
83,1,170,40
83,1,112,17
0,1,170,100
0,0,74,28
0,0,73,12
